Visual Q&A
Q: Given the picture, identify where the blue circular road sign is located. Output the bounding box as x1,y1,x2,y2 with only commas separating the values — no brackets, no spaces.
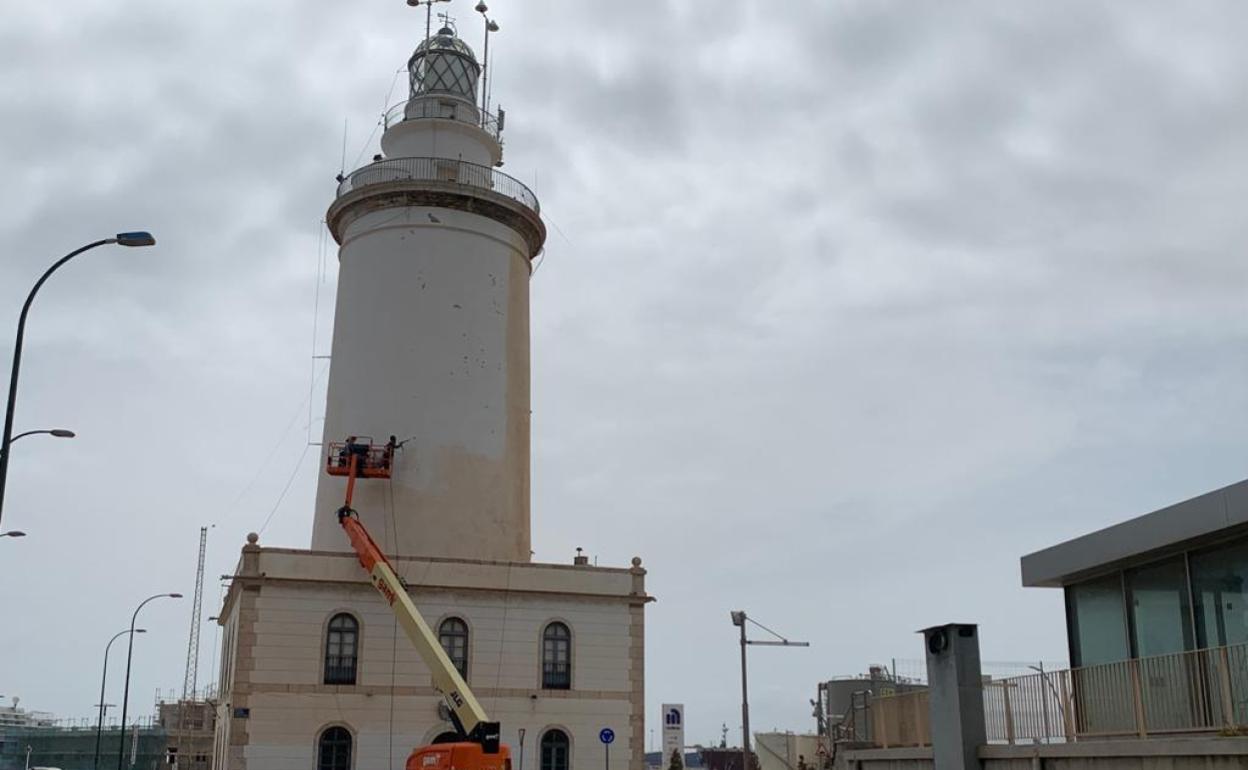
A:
599,728,615,745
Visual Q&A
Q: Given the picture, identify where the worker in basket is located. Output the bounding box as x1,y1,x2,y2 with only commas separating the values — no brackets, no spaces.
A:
339,436,371,469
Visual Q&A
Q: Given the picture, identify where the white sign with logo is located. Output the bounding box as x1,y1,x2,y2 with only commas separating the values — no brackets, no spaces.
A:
661,704,684,763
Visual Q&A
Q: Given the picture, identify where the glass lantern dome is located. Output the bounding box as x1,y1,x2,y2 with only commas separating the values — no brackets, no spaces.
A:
408,26,481,101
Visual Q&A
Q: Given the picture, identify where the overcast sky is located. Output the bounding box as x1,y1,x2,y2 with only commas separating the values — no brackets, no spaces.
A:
4,0,1248,751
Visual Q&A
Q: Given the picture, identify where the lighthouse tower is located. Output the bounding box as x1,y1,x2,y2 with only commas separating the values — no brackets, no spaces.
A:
310,22,546,561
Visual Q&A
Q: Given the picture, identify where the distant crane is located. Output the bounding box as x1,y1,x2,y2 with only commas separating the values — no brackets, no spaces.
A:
182,526,208,700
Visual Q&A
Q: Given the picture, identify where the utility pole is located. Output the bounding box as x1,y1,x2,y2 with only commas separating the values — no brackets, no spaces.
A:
730,611,810,770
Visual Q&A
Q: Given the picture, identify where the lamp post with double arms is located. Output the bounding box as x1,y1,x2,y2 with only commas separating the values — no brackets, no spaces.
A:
94,628,146,770
116,593,180,770
0,232,154,530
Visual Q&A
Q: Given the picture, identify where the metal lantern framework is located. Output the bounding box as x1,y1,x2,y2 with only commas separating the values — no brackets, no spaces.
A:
409,26,481,101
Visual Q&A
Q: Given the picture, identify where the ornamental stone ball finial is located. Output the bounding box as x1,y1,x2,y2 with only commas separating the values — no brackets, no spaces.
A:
631,556,642,567
247,532,260,545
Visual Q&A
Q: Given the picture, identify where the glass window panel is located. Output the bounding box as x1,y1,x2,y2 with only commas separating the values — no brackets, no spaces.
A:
1126,557,1193,658
325,614,359,685
540,730,569,770
1067,574,1129,667
438,618,469,679
318,727,352,770
1190,536,1248,648
542,622,571,689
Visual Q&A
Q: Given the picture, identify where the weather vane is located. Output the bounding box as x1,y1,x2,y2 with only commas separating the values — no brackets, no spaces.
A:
406,0,451,46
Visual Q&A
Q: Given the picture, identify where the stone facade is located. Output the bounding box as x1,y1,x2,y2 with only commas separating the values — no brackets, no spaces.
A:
212,539,649,770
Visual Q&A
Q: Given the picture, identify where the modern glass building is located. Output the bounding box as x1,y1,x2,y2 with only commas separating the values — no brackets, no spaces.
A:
1022,478,1248,667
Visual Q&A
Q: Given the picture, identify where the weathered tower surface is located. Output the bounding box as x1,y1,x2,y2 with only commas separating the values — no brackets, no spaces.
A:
310,24,545,561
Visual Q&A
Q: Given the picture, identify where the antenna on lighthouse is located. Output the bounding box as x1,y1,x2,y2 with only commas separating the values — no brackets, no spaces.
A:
407,0,451,48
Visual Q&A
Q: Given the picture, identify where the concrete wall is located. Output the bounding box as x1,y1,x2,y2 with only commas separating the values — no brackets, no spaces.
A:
754,733,821,770
840,738,1248,770
213,546,648,770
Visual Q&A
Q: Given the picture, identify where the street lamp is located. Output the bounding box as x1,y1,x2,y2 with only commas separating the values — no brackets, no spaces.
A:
474,2,500,117
0,531,25,538
10,429,75,443
730,611,809,770
116,592,180,770
0,232,155,529
94,628,146,770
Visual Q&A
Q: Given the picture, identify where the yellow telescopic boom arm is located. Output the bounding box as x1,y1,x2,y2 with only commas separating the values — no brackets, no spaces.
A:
338,510,497,745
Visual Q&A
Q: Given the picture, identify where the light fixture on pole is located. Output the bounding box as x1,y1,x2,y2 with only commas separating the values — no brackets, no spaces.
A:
94,628,146,770
730,611,809,770
0,530,25,538
475,2,500,118
9,429,75,444
116,593,181,770
0,232,155,530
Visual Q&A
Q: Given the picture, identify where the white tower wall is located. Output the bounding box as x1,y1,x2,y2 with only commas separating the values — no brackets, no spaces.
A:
309,206,532,561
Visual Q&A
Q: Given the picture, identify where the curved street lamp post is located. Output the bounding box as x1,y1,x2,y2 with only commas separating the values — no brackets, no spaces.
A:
0,232,155,530
116,592,180,770
93,628,146,770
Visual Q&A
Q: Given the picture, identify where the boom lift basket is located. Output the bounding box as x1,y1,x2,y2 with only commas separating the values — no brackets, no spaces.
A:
326,437,394,479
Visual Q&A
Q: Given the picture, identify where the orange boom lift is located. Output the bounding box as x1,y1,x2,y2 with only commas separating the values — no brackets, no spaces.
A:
326,437,509,770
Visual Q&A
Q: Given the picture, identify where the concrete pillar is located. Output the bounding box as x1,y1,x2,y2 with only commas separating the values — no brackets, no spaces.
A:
921,623,985,770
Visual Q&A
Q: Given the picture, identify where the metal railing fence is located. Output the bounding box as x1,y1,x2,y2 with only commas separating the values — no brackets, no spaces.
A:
383,99,503,141
336,156,539,213
985,643,1248,742
868,641,1248,748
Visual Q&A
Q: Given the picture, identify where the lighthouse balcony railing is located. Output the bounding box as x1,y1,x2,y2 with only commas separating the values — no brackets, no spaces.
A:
384,99,503,142
337,156,540,214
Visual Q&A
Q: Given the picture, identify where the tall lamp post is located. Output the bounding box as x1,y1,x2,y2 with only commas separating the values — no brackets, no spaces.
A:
94,628,146,770
474,3,500,118
730,611,809,770
117,592,181,770
0,232,155,529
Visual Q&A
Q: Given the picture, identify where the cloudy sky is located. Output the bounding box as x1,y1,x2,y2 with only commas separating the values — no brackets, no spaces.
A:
4,0,1248,750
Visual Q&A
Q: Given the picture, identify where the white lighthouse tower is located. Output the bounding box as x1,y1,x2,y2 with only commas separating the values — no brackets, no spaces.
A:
213,15,648,770
309,21,545,561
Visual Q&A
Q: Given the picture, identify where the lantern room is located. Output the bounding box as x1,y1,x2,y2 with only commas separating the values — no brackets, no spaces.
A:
408,26,481,102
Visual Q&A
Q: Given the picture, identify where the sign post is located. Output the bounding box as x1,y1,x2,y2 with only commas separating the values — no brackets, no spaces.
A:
662,704,685,766
599,727,615,770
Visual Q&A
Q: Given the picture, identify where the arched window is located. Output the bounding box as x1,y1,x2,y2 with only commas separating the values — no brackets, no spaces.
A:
324,614,359,685
541,622,571,690
438,617,469,680
318,726,352,770
540,729,570,770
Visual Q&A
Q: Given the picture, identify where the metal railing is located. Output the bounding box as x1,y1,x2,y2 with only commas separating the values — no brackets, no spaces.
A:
542,662,571,690
384,99,503,142
868,642,1248,748
336,156,539,213
984,642,1248,743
